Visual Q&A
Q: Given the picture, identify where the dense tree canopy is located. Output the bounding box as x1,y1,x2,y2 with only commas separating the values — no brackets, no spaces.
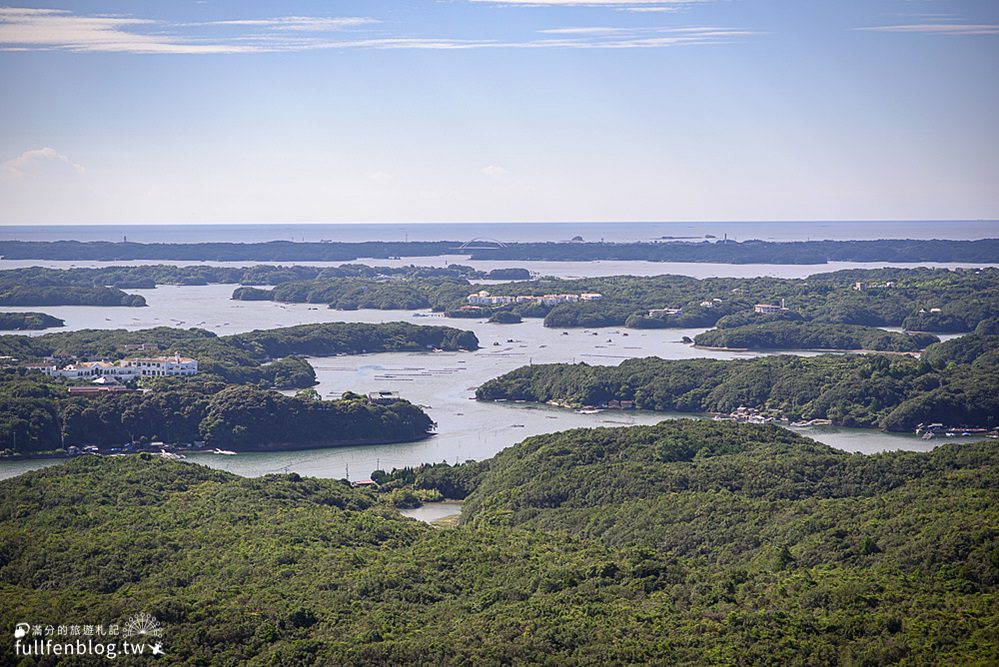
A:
0,423,995,665
693,321,939,352
440,267,999,335
0,374,434,454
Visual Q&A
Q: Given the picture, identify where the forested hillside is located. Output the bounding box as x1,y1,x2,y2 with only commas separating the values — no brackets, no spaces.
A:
1,423,995,665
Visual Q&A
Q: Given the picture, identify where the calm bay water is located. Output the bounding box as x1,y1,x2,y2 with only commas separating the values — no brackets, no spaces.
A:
0,264,978,481
3,225,994,481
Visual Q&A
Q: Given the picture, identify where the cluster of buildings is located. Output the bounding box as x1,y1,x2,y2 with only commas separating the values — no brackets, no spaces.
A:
30,354,199,382
467,290,603,307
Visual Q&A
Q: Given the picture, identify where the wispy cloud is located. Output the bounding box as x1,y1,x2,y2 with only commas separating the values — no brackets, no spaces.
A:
858,23,999,36
0,7,376,54
618,7,685,12
0,5,747,53
470,0,697,5
199,17,379,31
531,25,752,47
539,26,632,34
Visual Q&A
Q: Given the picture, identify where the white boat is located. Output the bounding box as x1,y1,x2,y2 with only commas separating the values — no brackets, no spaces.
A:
212,448,238,456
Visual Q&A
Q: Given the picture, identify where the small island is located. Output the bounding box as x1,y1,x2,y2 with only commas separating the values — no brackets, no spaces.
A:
693,321,939,352
0,312,64,331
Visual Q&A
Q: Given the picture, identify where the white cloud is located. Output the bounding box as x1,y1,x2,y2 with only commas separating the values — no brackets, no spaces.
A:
0,7,255,53
0,147,84,181
857,23,999,36
481,165,509,178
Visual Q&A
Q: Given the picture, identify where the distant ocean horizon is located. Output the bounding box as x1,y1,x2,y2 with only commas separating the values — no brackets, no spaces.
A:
1,220,997,244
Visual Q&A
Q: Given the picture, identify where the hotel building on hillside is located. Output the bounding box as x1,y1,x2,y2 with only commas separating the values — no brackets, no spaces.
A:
34,354,198,380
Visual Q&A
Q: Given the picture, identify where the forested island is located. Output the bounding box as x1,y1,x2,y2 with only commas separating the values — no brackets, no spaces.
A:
0,312,64,331
471,267,999,333
232,266,999,340
0,321,477,455
0,264,528,308
0,321,479,388
233,276,472,311
0,421,994,664
0,375,434,455
693,321,939,352
476,328,999,432
1,237,997,263
3,265,995,341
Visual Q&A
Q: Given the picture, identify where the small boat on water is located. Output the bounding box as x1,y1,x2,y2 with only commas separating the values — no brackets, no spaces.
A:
576,408,603,415
212,448,238,456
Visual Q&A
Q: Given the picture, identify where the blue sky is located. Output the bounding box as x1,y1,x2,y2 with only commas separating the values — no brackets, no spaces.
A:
0,0,997,225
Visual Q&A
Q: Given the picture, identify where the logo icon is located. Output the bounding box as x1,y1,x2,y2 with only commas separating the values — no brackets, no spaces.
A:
121,613,163,639
13,623,29,639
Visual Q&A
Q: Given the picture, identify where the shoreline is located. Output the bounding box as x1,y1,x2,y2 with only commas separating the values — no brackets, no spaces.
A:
691,344,922,356
0,433,435,463
480,398,999,438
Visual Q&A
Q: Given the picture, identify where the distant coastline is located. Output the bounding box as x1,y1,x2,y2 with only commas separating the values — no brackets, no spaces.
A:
2,237,998,265
1,220,996,244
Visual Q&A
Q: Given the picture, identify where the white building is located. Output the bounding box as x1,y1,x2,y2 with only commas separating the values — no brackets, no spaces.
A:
39,361,138,380
37,354,196,380
467,290,602,306
467,291,516,306
649,308,682,317
121,355,198,377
